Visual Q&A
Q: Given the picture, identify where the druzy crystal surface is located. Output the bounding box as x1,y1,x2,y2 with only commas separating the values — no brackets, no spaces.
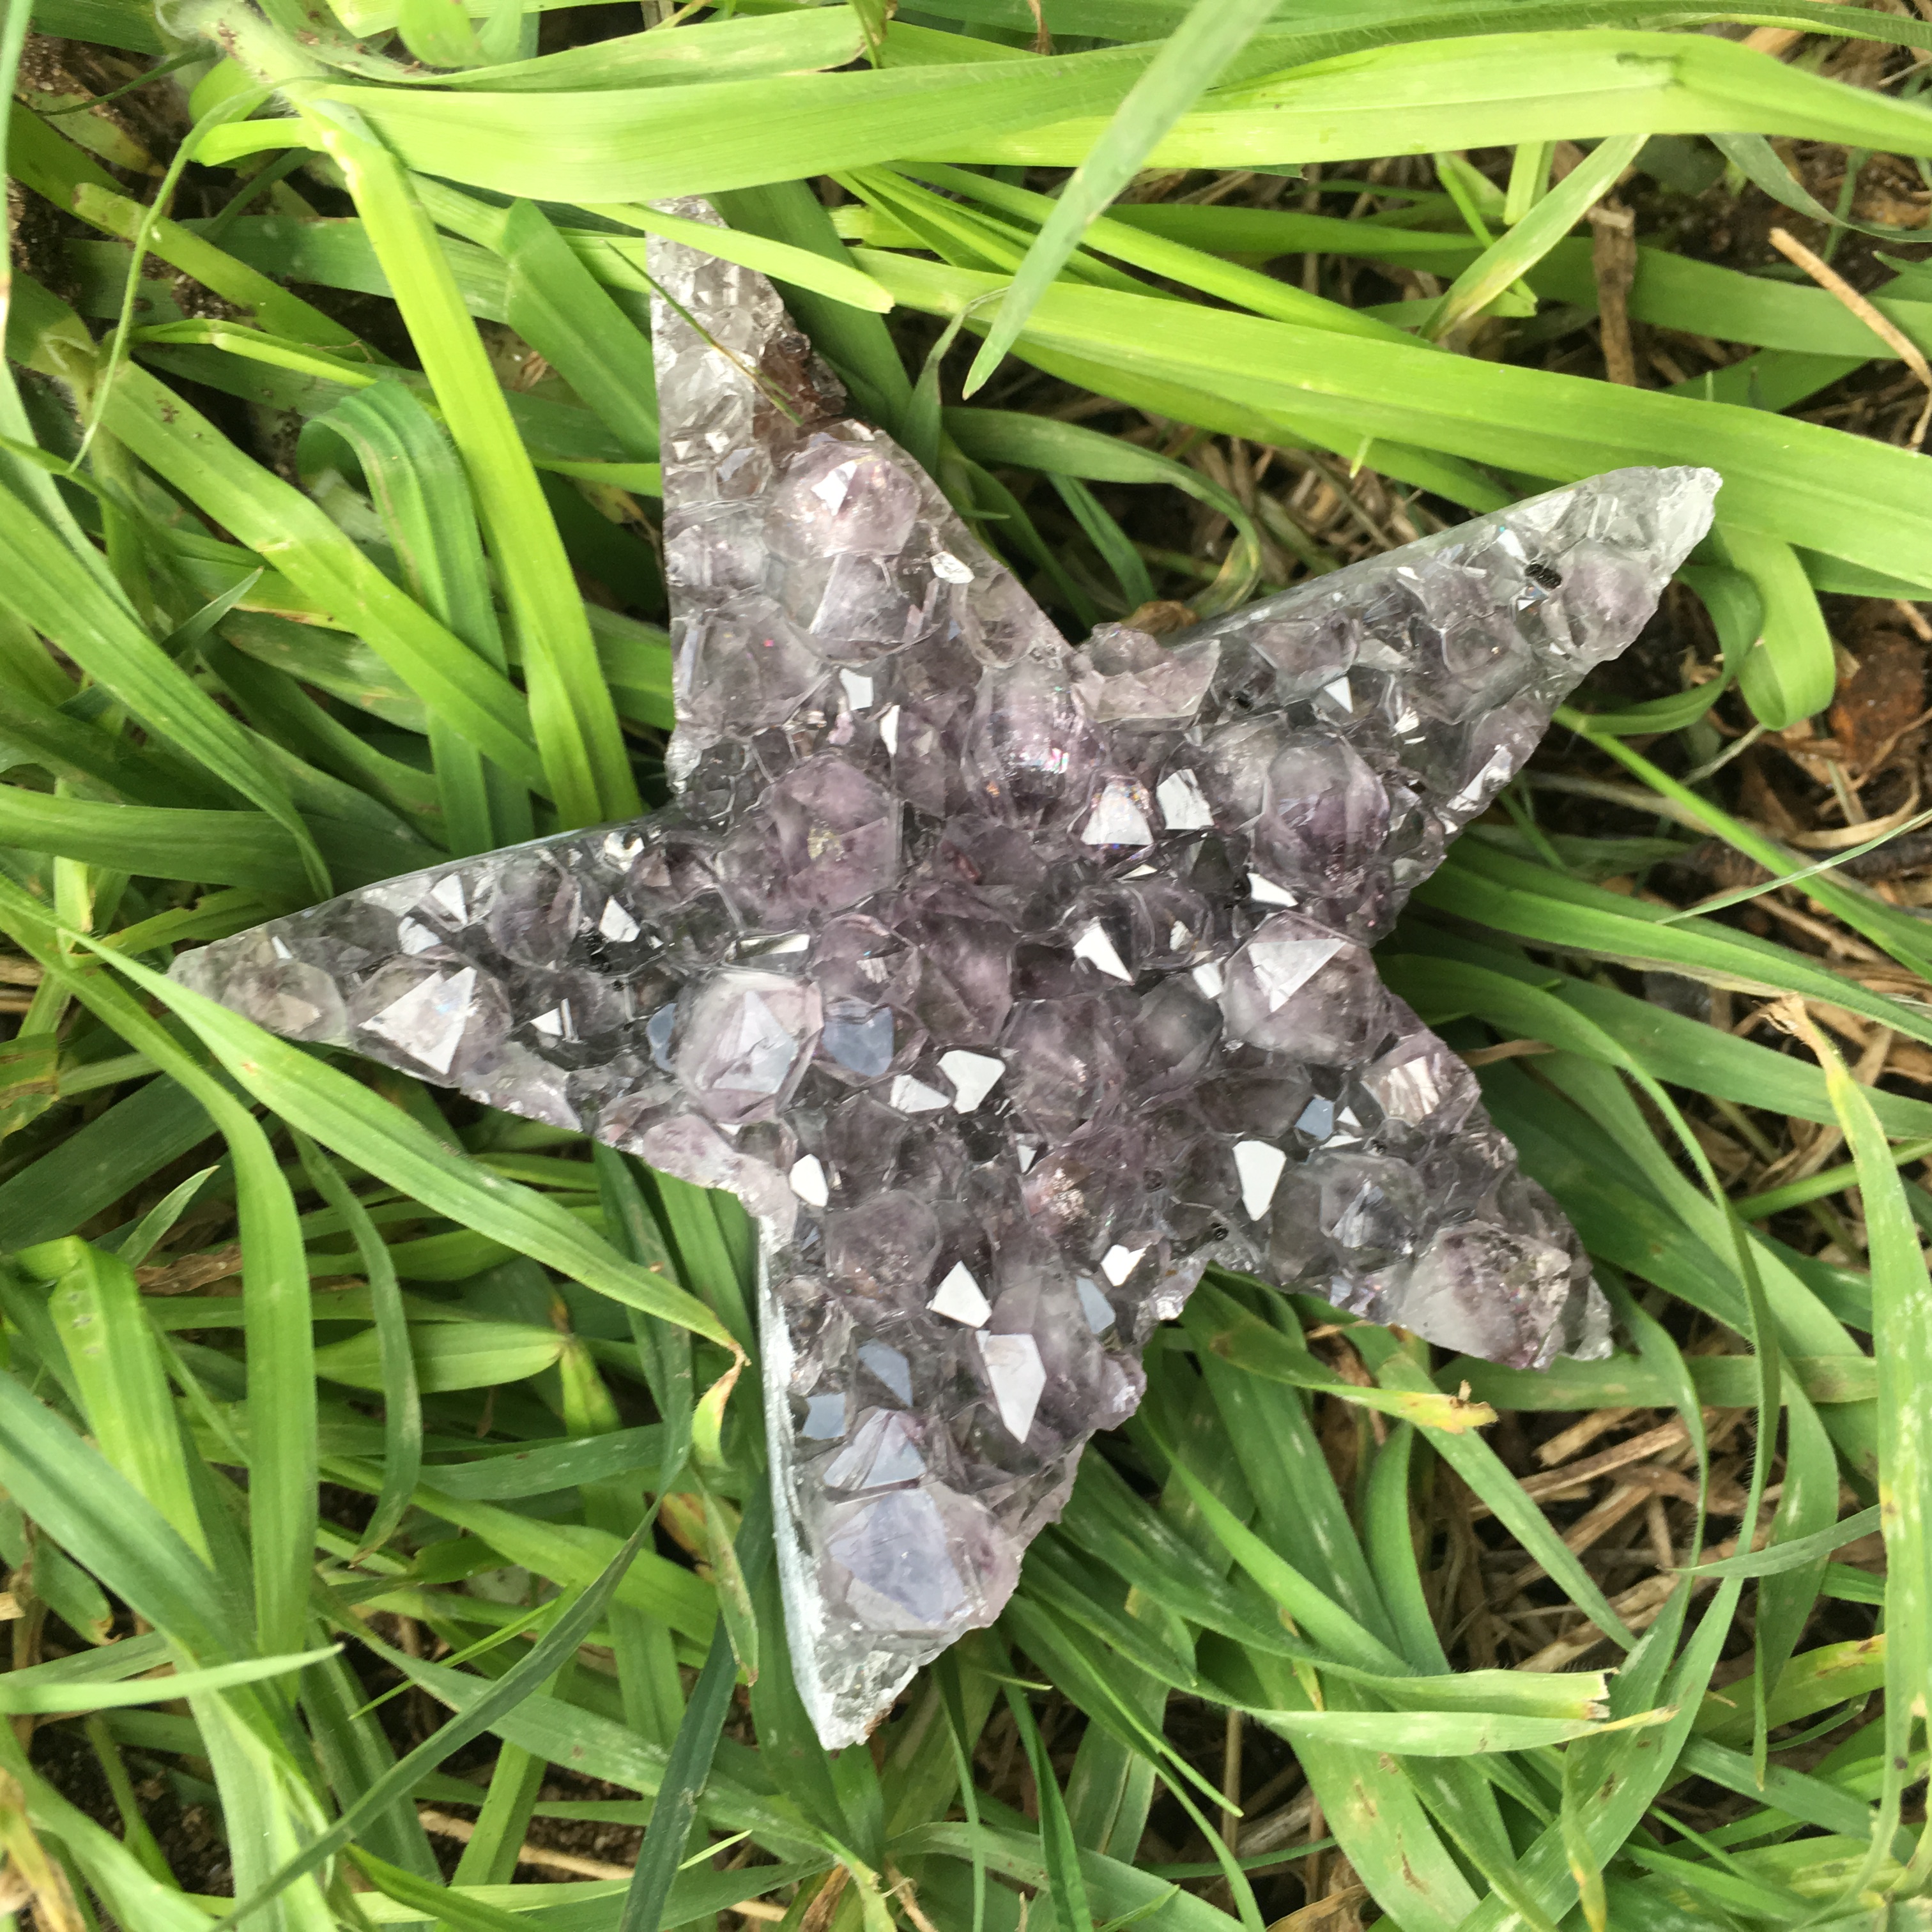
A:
174,202,1719,1745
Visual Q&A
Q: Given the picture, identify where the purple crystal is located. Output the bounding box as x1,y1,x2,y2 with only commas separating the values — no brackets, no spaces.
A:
171,198,1717,1748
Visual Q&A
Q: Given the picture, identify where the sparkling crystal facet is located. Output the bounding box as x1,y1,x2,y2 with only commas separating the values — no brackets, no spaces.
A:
172,198,1719,1749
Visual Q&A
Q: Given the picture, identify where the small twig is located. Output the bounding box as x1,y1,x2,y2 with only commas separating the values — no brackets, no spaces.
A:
1220,1707,1243,1859
417,1807,788,1915
799,1865,851,1932
1502,1477,1655,1598
415,1809,634,1885
1518,1518,1774,1671
1752,895,1887,962
1459,1039,1555,1067
1475,1417,1693,1514
1588,201,1640,386
1237,1788,1315,1857
1537,1407,1639,1468
1768,226,1932,448
1791,779,1921,850
885,1864,944,1932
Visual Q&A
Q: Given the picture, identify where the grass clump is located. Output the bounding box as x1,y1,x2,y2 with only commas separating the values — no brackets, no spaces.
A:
1,1,1930,1926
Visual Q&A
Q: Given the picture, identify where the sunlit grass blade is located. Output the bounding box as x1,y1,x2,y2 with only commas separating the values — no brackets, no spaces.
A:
901,160,1415,344
296,109,637,827
0,1646,340,1713
348,1850,530,1932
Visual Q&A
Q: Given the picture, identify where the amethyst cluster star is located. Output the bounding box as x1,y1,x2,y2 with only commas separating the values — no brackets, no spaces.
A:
175,202,1719,1744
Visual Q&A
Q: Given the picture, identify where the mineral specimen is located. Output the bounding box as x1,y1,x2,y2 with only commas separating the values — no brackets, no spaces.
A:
173,201,1720,1745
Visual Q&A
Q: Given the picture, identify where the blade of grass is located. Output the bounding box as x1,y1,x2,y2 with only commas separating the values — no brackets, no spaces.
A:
8,276,548,792
1715,522,1836,728
295,1135,421,1560
290,96,637,825
227,1522,652,1924
859,247,1932,586
0,468,329,896
1751,1380,1840,1768
1782,1004,1932,1900
553,1316,684,1744
1181,1297,1397,1642
310,29,1932,202
378,1643,830,1855
618,1621,739,1932
1430,132,1643,338
1351,1328,1636,1650
395,0,484,70
1422,841,1932,1046
1004,1673,1098,1932
0,882,318,1662
579,198,894,319
901,160,1416,344
450,1731,549,1890
300,385,532,855
22,1236,211,1561
962,0,1285,394
1362,1425,1450,1672
0,1646,340,1713
348,1850,531,1932
0,1368,241,1664
402,6,864,91
298,1646,443,1881
1552,714,1932,979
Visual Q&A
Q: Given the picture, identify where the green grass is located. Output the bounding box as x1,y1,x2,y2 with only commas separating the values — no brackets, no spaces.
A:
1,0,1929,1925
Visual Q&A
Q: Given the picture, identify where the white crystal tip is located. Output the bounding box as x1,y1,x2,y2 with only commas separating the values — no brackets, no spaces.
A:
1588,463,1722,575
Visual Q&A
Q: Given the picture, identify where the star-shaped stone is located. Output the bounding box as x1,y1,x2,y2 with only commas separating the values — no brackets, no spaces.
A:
174,201,1718,1745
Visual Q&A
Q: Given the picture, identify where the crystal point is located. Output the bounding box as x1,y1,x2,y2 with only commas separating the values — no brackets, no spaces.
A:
171,197,1719,1749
